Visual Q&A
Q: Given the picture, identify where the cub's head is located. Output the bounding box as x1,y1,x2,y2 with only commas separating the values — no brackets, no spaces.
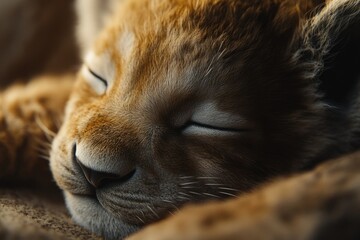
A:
50,0,329,238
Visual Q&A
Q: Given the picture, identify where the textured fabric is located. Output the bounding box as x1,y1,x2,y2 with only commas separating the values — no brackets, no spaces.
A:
0,188,100,240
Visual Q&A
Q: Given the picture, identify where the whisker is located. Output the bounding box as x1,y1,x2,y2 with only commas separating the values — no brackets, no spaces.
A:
136,216,145,224
218,187,239,192
189,191,202,196
54,116,63,130
39,154,50,161
147,205,159,218
36,147,49,155
217,47,227,60
178,192,191,197
203,193,221,198
35,115,56,140
177,196,190,201
181,186,197,189
34,137,52,147
197,177,219,180
179,182,197,186
179,176,194,179
219,192,237,198
204,67,213,77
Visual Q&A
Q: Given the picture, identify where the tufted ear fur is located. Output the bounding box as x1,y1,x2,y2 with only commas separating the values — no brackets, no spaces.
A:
290,0,360,167
297,0,360,108
75,0,120,57
256,0,325,58
270,0,324,43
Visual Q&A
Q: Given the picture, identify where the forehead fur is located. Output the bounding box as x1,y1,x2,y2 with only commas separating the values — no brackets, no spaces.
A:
94,0,316,59
87,0,318,101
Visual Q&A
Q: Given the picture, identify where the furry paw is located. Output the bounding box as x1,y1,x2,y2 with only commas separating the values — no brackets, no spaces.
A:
0,75,73,183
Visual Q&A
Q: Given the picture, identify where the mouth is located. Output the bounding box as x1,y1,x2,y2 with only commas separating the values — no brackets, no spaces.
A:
65,192,140,239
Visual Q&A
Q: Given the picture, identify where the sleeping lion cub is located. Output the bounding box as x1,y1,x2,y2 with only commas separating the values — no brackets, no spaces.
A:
1,0,359,239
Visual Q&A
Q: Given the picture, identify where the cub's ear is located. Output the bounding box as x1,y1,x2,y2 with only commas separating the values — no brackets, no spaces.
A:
296,0,360,108
75,0,119,57
264,0,325,57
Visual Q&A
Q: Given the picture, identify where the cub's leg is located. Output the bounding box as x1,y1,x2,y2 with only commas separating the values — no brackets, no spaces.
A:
128,151,360,240
0,75,74,186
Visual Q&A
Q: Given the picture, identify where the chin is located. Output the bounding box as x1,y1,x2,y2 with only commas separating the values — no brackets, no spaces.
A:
64,192,140,239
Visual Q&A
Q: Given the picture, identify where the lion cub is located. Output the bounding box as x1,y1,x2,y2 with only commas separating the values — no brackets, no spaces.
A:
1,0,359,239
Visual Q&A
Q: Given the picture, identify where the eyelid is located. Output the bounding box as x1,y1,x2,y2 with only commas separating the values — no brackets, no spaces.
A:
191,102,249,129
87,67,108,87
179,102,252,135
186,121,251,132
81,66,107,95
182,122,249,137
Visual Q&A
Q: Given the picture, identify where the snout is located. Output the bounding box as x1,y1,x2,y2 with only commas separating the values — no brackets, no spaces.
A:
73,143,136,189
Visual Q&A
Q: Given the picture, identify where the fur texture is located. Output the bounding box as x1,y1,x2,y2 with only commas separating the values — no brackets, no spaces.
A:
0,0,359,239
49,0,359,238
129,150,360,240
0,75,74,186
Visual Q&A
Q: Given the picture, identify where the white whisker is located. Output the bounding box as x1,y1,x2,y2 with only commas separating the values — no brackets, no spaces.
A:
178,192,191,197
219,192,237,198
147,205,159,218
189,191,202,196
35,115,56,140
204,67,213,77
179,176,194,179
177,196,190,200
197,177,219,180
39,154,50,161
217,47,227,60
136,216,145,224
218,187,238,192
203,193,221,198
179,182,197,186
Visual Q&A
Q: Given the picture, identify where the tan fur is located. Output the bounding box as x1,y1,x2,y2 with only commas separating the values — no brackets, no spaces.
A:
50,0,335,238
0,75,74,186
0,0,359,239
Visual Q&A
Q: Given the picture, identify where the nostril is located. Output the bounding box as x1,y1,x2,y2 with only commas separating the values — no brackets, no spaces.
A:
76,158,135,188
72,143,136,189
76,159,129,188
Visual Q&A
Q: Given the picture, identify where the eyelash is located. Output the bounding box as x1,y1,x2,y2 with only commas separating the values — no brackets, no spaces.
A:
181,121,250,133
88,68,108,88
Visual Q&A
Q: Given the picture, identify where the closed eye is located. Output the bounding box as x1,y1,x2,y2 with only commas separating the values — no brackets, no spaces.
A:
82,66,108,95
181,121,251,137
88,68,108,88
178,102,252,136
183,121,250,132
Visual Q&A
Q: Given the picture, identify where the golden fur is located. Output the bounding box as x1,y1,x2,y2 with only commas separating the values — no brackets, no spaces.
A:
0,75,74,186
0,0,359,239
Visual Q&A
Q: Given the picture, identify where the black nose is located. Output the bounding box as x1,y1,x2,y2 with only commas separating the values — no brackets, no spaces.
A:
76,158,135,189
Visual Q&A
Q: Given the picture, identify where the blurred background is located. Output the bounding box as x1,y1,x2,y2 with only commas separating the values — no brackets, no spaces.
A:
0,0,80,89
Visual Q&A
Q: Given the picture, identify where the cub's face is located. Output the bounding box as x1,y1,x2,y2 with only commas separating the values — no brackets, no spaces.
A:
50,0,322,238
